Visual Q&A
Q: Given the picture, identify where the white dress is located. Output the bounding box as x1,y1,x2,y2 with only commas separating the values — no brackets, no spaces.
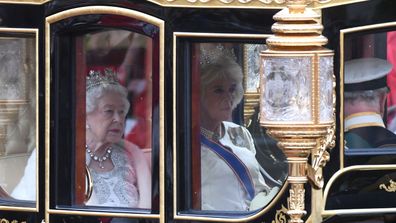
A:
201,121,270,211
86,144,139,207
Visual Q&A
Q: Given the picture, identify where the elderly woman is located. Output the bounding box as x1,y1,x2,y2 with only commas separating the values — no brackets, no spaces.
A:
85,69,151,209
200,56,275,211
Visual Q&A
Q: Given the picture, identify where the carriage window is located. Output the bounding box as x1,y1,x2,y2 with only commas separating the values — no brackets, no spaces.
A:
82,30,152,209
49,13,159,215
343,29,396,166
0,32,37,207
179,41,287,214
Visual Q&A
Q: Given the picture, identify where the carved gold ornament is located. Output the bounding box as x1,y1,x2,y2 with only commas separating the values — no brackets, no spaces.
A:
308,123,336,188
272,205,288,223
379,180,396,192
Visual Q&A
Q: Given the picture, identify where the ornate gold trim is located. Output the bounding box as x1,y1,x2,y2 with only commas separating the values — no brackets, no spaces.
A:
308,125,335,188
339,21,396,169
45,6,164,221
173,32,287,222
0,0,49,4
0,206,37,212
0,27,39,213
322,165,396,216
147,0,365,9
47,209,160,219
379,180,396,192
323,208,396,216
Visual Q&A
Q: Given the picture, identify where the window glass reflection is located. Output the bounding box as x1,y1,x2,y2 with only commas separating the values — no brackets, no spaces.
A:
80,30,152,209
343,31,396,166
191,42,287,212
0,34,37,205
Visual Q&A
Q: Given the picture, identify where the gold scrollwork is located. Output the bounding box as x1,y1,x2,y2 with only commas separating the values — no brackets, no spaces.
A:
271,205,288,223
309,76,336,189
308,124,335,189
379,180,396,192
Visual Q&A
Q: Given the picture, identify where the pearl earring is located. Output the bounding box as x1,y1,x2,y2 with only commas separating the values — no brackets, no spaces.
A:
86,124,91,129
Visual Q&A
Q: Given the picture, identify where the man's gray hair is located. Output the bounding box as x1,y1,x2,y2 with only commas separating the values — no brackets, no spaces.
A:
344,87,389,107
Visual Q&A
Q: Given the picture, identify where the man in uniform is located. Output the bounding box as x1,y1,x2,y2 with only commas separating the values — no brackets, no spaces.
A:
344,57,396,149
327,57,396,219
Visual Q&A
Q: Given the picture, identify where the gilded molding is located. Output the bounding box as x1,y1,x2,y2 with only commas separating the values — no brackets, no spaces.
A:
379,180,396,193
0,0,49,4
322,165,396,216
0,219,26,223
146,0,365,9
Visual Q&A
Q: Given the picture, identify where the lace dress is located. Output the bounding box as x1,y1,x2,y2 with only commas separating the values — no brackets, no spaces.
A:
86,145,139,207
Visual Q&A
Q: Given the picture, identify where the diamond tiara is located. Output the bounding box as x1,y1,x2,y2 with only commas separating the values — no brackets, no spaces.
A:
200,44,237,66
86,68,119,91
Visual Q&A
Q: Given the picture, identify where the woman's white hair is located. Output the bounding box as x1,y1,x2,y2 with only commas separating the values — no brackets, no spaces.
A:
200,56,244,109
86,83,130,114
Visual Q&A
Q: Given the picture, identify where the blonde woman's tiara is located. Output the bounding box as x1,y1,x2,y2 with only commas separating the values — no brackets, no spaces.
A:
200,43,237,66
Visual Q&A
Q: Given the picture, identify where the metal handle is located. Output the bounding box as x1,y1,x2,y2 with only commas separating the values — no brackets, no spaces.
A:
85,165,93,202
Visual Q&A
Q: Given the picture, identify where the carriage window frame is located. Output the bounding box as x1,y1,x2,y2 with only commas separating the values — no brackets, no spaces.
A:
339,22,396,168
0,28,39,212
172,32,288,222
45,6,164,221
322,21,396,217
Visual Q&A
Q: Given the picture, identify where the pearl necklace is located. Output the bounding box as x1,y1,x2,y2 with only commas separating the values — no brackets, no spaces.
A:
86,145,113,169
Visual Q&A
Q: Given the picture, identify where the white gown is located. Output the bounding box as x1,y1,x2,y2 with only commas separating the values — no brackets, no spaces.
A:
201,121,271,211
86,144,139,207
